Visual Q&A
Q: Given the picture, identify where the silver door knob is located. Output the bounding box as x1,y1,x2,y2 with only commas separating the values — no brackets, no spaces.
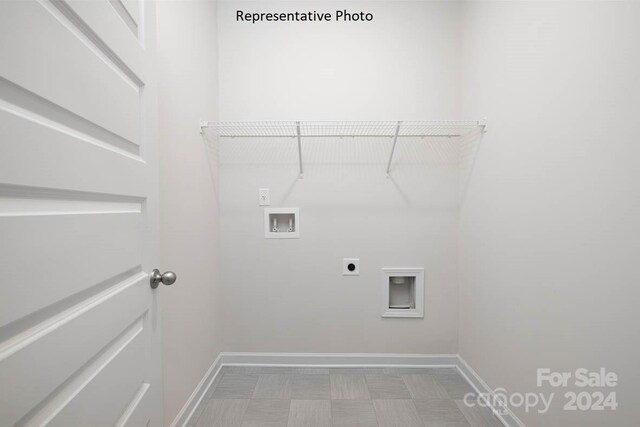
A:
150,269,177,289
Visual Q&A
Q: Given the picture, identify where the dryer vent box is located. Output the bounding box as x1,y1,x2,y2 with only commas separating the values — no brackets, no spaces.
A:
264,208,300,239
382,268,424,318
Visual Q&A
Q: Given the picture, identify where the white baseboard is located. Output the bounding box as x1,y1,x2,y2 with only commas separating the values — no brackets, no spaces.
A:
219,352,459,367
456,355,526,427
170,353,223,427
172,352,525,427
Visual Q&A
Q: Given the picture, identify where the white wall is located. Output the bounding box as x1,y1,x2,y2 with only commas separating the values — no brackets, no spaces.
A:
156,2,640,425
216,1,463,353
459,2,640,426
218,0,462,120
156,2,221,425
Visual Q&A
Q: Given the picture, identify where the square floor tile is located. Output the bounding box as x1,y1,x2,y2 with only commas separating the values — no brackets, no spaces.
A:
455,400,504,427
287,400,331,427
435,373,476,399
402,374,449,399
196,399,249,427
366,374,412,399
253,374,293,399
241,399,290,427
414,399,470,426
372,399,423,427
212,374,259,399
291,374,331,399
330,374,371,399
332,400,378,427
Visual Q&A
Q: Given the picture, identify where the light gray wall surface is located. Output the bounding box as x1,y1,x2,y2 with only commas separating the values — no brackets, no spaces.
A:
157,2,222,425
459,2,640,426
158,2,639,425
216,1,463,353
218,0,462,121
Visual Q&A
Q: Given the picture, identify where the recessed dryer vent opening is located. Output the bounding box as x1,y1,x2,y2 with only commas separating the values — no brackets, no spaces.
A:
264,208,300,238
389,276,415,309
382,268,424,318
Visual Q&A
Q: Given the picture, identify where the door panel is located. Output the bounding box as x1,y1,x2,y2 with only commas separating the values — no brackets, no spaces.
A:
119,0,141,29
64,0,146,82
0,274,147,426
45,323,148,427
0,76,141,163
0,1,142,145
1,213,143,326
117,382,152,427
0,0,160,425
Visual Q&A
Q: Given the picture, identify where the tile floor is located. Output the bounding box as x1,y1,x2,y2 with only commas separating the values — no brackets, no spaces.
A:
189,367,503,427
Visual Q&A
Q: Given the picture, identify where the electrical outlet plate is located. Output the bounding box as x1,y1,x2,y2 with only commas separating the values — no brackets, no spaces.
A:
343,258,360,276
259,188,270,206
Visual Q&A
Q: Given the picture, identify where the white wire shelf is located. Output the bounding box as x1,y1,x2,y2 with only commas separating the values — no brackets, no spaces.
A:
200,120,485,138
200,120,487,177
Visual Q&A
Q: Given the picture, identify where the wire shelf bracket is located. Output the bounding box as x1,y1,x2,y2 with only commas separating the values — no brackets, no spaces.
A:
385,121,402,177
296,121,303,178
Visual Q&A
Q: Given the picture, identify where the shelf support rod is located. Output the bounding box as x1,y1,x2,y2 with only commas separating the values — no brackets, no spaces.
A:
296,121,303,178
479,117,488,133
386,121,402,177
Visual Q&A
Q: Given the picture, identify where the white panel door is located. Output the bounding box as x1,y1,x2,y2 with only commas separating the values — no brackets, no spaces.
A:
0,1,162,426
